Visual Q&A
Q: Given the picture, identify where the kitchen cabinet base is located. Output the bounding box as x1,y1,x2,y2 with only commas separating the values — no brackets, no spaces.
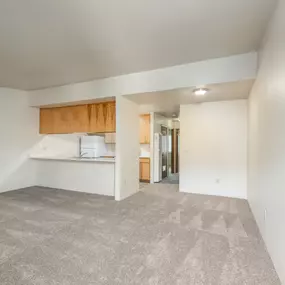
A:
140,179,150,183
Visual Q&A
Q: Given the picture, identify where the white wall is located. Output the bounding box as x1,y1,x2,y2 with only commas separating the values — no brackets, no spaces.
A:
115,96,140,201
248,1,285,283
153,113,173,132
0,89,39,192
150,112,154,183
29,53,257,107
180,100,247,199
172,120,180,129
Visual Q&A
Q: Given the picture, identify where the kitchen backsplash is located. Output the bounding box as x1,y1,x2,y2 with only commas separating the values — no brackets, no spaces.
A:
105,144,116,156
31,134,114,158
31,134,79,158
104,143,150,158
140,144,150,158
31,134,150,158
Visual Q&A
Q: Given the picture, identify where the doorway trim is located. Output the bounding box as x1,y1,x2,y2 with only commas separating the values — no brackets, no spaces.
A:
160,125,168,179
171,128,179,173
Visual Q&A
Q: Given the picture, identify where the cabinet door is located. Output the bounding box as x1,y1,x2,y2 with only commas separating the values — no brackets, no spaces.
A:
40,105,89,134
69,105,89,133
56,106,73,134
89,102,116,133
52,107,68,134
105,102,116,133
53,105,89,134
39,102,115,134
140,114,150,144
140,158,150,181
89,103,105,133
139,161,143,180
140,162,149,180
40,108,54,134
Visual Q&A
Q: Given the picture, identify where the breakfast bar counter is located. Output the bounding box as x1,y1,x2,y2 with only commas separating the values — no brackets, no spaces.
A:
30,156,115,196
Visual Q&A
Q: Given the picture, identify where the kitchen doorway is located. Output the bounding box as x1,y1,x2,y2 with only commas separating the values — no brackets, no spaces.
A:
161,125,168,179
171,128,179,173
160,126,179,185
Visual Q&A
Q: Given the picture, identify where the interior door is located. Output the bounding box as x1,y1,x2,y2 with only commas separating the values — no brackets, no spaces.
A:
161,125,168,179
171,128,180,173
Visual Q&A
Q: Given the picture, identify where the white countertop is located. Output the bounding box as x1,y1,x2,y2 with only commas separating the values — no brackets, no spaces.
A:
30,156,115,163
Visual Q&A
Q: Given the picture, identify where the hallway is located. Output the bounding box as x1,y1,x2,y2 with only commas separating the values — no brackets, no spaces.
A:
160,173,179,184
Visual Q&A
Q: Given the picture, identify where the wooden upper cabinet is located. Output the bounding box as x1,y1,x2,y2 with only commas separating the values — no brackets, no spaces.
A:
40,105,89,134
66,105,89,133
39,101,116,134
40,108,54,134
89,102,116,133
140,114,150,144
105,102,116,132
89,103,105,133
52,107,73,134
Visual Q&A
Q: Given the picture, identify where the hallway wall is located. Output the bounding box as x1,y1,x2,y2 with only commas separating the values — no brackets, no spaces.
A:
115,96,140,201
0,89,39,192
180,100,247,199
248,1,285,283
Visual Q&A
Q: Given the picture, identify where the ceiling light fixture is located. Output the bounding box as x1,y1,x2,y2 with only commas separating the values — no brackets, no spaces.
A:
193,88,209,96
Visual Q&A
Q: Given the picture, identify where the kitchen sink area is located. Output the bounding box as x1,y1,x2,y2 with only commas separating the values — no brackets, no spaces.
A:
29,132,116,196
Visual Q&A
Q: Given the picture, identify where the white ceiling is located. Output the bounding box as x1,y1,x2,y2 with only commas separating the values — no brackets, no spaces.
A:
0,0,276,90
127,79,254,116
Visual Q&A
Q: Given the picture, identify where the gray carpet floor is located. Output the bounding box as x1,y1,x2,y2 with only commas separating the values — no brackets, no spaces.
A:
0,184,280,285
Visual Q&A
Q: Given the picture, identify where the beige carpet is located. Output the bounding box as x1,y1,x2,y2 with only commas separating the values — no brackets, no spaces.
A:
0,184,281,284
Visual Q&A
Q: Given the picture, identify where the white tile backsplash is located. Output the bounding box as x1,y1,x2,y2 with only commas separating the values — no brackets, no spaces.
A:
105,144,116,156
31,134,115,158
103,143,149,158
140,144,150,158
32,135,149,159
31,134,79,158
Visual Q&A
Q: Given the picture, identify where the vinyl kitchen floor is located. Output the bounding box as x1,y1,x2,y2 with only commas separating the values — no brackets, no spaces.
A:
0,185,280,284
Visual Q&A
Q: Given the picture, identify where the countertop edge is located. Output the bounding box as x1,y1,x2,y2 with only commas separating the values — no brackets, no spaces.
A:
30,156,116,163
